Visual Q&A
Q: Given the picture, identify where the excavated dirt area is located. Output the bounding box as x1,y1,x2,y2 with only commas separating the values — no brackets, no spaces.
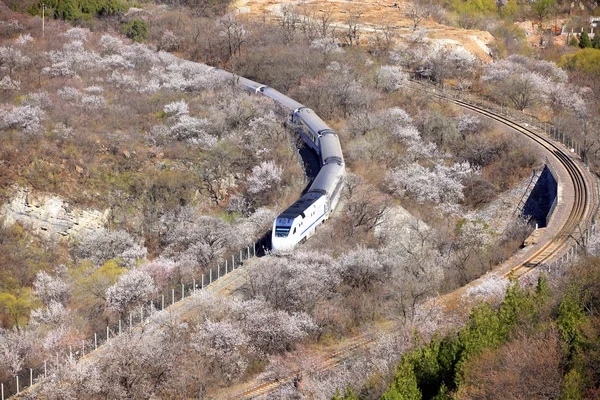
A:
232,0,495,60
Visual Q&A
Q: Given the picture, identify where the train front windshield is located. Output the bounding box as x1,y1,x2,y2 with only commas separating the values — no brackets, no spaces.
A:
275,225,291,237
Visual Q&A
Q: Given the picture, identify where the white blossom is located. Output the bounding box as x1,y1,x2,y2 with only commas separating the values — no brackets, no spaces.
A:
0,328,35,375
376,65,409,92
62,27,89,42
52,123,73,139
42,61,77,78
0,104,45,133
100,35,124,55
237,299,317,355
159,30,179,52
310,38,343,54
84,86,104,95
79,94,108,110
57,86,81,102
0,46,31,73
463,274,508,300
106,269,156,314
15,34,33,46
0,75,20,90
191,320,249,381
387,161,477,204
139,258,178,290
23,91,52,108
72,229,147,267
33,271,71,306
456,114,482,134
100,54,134,70
163,100,189,117
30,301,71,326
170,115,216,148
247,160,283,195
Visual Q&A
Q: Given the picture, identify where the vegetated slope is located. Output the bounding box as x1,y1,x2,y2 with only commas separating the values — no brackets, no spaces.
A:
0,3,309,383
375,249,600,400
4,0,598,397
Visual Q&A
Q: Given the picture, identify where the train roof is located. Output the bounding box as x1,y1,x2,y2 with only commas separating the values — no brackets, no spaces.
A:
309,162,344,195
278,191,323,220
319,132,344,164
236,76,264,92
261,88,305,110
295,108,330,134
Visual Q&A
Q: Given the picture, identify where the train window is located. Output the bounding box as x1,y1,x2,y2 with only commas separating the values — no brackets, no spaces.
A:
275,226,291,237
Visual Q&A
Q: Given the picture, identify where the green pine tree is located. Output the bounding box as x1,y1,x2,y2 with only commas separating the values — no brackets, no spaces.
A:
381,359,422,400
579,31,592,48
591,33,600,49
569,36,579,47
561,369,583,400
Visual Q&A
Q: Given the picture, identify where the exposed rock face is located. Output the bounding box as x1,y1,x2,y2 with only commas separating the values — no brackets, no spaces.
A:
0,186,108,239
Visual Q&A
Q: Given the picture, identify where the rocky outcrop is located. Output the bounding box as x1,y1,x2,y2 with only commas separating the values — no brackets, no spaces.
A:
0,186,108,239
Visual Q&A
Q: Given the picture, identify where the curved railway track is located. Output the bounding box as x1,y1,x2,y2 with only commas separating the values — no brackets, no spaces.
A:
221,87,597,400
11,85,595,400
441,95,591,277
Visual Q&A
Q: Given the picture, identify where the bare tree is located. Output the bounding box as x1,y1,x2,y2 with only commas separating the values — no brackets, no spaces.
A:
218,15,247,58
407,0,432,31
280,4,300,45
342,8,363,47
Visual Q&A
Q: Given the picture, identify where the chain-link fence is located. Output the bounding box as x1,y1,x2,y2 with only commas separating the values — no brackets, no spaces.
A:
1,234,271,399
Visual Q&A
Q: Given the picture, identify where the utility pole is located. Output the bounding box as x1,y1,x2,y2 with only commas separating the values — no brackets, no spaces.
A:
42,3,45,38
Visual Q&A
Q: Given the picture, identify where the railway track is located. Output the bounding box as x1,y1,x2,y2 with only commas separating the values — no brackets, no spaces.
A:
11,85,595,400
220,87,597,399
438,95,592,277
225,334,378,399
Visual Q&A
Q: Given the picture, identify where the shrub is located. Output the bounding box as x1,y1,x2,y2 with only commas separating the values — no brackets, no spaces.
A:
579,31,592,48
123,19,148,43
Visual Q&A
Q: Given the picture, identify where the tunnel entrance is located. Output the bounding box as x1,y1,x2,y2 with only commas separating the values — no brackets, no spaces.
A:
522,165,558,228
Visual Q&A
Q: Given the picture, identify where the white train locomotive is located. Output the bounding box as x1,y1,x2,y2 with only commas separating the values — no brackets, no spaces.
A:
215,71,345,251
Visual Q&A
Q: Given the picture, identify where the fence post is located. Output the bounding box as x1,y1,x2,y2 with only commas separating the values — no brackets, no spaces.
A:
106,326,109,342
119,319,122,335
129,312,133,329
30,368,32,387
16,376,19,394
181,284,185,300
209,269,212,284
201,274,204,289
225,260,228,274
193,279,196,293
254,242,256,256
82,340,85,357
218,264,220,279
161,295,164,311
240,249,243,263
232,255,235,269
94,333,97,350
248,246,251,259
172,288,175,305
1,382,4,400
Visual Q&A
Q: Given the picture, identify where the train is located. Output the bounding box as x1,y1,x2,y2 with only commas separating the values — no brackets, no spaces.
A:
213,70,345,251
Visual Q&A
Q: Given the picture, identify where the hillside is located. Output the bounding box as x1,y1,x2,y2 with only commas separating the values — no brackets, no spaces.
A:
1,0,600,398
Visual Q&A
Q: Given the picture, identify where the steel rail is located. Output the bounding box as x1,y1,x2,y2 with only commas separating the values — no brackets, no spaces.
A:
225,89,595,399
439,96,590,276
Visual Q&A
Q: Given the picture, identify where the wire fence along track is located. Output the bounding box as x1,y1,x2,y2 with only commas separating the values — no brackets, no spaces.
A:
1,237,269,400
224,83,599,400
